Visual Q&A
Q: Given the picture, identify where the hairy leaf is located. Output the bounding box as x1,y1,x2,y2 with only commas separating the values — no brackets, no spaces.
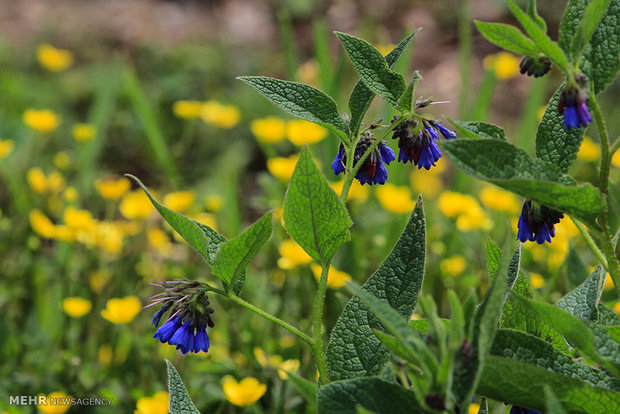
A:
166,360,201,414
557,265,605,321
474,21,540,55
449,120,507,140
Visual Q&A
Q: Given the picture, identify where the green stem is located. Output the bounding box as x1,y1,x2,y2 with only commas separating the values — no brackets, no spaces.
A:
312,262,332,384
227,293,313,346
611,136,620,156
570,217,608,269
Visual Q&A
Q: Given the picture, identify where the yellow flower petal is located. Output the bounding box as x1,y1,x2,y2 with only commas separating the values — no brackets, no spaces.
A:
37,44,74,72
376,184,415,214
62,297,92,318
286,120,327,146
222,376,267,407
251,116,287,143
23,109,61,133
72,124,97,142
101,296,141,324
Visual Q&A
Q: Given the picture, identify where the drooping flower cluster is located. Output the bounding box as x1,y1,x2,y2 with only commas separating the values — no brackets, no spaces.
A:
519,56,551,78
331,133,395,185
558,74,592,130
148,279,215,354
391,115,456,170
516,200,564,244
510,406,540,414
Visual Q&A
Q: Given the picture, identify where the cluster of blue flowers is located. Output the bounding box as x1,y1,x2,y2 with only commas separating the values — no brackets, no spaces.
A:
558,74,592,130
516,200,564,244
331,134,395,185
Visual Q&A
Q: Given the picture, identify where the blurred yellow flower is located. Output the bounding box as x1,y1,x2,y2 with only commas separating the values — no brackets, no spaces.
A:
222,376,267,407
201,101,241,129
376,43,395,56
537,106,547,121
278,359,301,380
191,212,218,231
96,177,131,200
62,186,77,203
605,273,614,291
411,171,443,199
279,335,296,348
286,120,327,145
468,403,481,414
53,152,70,170
376,184,415,214
163,191,195,213
96,222,124,254
90,269,111,294
72,123,97,142
297,60,319,85
612,151,620,168
440,255,466,277
253,347,282,368
330,179,369,202
530,272,545,289
135,391,169,414
205,194,224,212
47,172,66,193
439,192,492,231
457,208,493,231
62,297,92,318
267,154,299,182
38,391,72,413
120,190,154,220
173,100,203,119
483,51,520,80
251,116,287,143
30,209,56,238
310,263,351,288
54,226,75,242
64,207,96,233
37,44,74,72
479,186,520,214
577,137,600,162
148,227,172,255
27,167,49,194
614,302,620,316
278,239,312,269
23,109,61,133
0,139,14,159
101,296,141,324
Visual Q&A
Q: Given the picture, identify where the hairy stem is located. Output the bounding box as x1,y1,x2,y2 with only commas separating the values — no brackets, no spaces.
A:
571,217,608,269
312,262,332,384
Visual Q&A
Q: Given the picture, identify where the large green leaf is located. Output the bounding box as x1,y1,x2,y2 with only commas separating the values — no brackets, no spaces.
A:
565,246,589,288
336,32,406,109
286,371,317,409
557,265,605,321
599,303,620,325
474,21,540,55
166,360,201,414
238,76,350,142
441,138,604,224
326,197,425,380
486,240,502,280
283,148,351,264
348,31,417,137
544,386,568,414
449,120,507,141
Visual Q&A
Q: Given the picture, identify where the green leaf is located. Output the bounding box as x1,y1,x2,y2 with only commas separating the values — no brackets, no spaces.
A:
580,0,613,48
599,303,620,325
507,0,570,72
327,198,425,380
474,21,540,56
397,71,421,112
486,240,502,280
536,84,586,173
565,246,589,288
527,0,547,31
165,360,201,414
286,371,317,408
318,377,423,414
212,212,272,286
478,355,620,414
440,138,605,224
557,265,605,321
544,386,568,414
449,119,507,140
283,148,351,264
336,32,406,109
237,76,350,142
348,31,417,136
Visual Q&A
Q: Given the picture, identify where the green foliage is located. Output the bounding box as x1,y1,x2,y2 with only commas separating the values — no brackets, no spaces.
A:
283,148,351,264
544,386,568,414
565,246,589,288
556,265,605,321
527,0,547,31
449,120,507,140
285,372,317,409
474,21,540,56
486,240,502,280
579,0,613,50
166,360,201,414
397,71,421,112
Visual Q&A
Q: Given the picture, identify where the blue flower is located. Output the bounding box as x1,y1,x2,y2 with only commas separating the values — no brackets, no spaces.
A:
558,75,592,130
510,406,540,414
170,322,194,354
516,200,563,244
331,144,346,175
331,135,395,185
154,316,182,343
435,122,457,140
151,303,171,326
194,324,210,353
519,55,551,78
391,117,455,170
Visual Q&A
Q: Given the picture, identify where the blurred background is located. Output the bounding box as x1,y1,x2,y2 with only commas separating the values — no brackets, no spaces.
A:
0,0,618,412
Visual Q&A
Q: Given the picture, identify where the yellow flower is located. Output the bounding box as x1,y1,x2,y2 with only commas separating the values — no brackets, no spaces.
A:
90,269,111,294
330,180,369,202
278,239,313,269
120,190,154,220
267,154,299,182
47,171,66,193
163,191,196,213
438,192,492,231
38,391,72,413
278,359,301,380
468,403,481,414
53,152,70,170
30,209,56,238
376,43,396,56
63,186,78,202
101,296,141,324
253,347,282,367
614,302,620,316
53,226,75,242
286,120,327,145
96,177,131,200
135,391,169,414
483,51,520,80
537,106,547,121
96,222,125,254
310,264,351,289
222,376,267,407
440,255,466,277
612,151,620,168
530,272,545,289
279,336,296,348
173,100,203,119
604,273,614,291
191,212,218,231
23,109,61,133
98,345,113,365
251,117,287,143
148,227,172,255
456,208,493,231
297,60,319,85
0,139,14,159
72,124,97,142
37,44,74,72
376,184,415,214
63,207,97,232
201,101,241,129
62,297,92,318
411,170,443,199
27,167,49,193
205,194,224,212
576,137,600,162
479,186,520,214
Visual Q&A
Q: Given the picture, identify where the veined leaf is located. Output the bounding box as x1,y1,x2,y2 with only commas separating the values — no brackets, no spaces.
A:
397,71,421,112
474,21,540,56
449,119,507,140
544,386,568,414
527,0,547,31
166,360,201,414
557,265,605,321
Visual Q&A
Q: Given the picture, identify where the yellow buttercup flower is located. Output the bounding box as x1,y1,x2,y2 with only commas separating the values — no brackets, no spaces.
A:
101,296,141,324
37,44,74,72
23,109,61,133
53,152,70,170
530,272,545,289
30,209,56,238
201,101,241,129
191,212,218,231
330,180,369,202
120,190,154,220
134,391,169,414
604,273,614,291
278,239,312,269
63,186,78,202
53,225,75,242
440,255,466,277
251,116,287,143
537,106,547,121
468,403,481,414
147,227,172,255
479,186,520,214
614,302,620,316
47,171,66,193
89,269,111,294
376,184,415,214
96,177,131,200
483,51,520,80
456,208,493,231
0,139,14,159
277,359,301,380
72,124,97,142
310,264,351,289
267,154,299,182
38,391,72,413
62,297,92,318
63,207,97,232
96,222,124,255
27,167,49,194
376,43,396,56
612,151,620,168
173,100,203,119
411,170,443,199
205,194,224,212
577,137,600,162
98,345,113,365
253,347,282,368
438,192,479,218
222,376,267,407
286,120,327,145
163,191,195,213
